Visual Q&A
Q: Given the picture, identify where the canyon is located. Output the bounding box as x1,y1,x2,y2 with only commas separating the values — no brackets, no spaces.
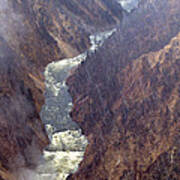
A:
0,0,180,180
0,0,123,179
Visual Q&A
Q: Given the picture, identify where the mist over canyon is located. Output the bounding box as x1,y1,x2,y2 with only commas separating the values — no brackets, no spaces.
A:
0,0,180,180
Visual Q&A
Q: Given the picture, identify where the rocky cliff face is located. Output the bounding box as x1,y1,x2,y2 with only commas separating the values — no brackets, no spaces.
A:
67,0,180,179
0,0,123,179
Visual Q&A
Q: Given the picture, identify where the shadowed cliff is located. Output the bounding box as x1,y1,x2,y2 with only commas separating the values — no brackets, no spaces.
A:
67,0,180,179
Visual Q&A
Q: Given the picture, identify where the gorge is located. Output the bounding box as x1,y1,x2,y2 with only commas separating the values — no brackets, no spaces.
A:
37,29,116,180
0,0,180,180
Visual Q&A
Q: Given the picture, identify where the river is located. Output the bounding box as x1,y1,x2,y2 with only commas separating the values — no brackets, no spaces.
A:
34,29,116,180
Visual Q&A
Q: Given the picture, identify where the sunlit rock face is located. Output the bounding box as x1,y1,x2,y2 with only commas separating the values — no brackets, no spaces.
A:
67,0,180,179
37,30,116,180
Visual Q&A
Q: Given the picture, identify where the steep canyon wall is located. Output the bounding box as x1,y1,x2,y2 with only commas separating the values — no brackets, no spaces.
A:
67,0,180,179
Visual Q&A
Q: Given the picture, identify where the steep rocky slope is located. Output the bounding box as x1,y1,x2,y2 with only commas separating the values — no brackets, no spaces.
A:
67,0,180,179
0,0,123,179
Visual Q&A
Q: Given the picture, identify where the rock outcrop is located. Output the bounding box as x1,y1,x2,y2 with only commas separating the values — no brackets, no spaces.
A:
67,0,180,179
